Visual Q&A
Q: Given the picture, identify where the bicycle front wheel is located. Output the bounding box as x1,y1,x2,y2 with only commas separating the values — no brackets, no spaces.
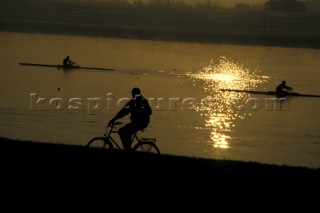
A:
87,137,114,149
133,141,160,154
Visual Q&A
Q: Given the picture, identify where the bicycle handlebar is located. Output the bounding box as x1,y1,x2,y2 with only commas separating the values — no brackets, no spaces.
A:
108,121,123,127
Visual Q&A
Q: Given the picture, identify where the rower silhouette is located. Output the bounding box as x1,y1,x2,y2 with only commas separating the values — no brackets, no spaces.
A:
63,56,79,69
276,80,293,97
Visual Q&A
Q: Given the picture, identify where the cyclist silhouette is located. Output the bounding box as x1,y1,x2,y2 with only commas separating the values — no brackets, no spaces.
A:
108,88,152,150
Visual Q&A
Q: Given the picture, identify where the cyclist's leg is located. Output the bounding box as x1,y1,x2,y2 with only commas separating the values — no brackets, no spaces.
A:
118,122,136,150
119,122,148,150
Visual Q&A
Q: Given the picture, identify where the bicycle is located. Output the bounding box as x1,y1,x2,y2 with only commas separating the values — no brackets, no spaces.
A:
87,121,160,154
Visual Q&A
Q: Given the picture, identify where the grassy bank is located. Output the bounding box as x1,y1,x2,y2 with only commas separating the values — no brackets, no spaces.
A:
1,137,319,210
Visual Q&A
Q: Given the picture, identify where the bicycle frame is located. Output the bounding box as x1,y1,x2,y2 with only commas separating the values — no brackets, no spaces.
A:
87,121,160,154
104,122,143,150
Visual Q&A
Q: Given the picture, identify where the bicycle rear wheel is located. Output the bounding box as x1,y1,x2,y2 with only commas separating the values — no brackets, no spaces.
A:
133,141,160,154
87,137,114,149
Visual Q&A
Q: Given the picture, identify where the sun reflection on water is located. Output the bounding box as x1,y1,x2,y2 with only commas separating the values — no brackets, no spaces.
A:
187,57,269,149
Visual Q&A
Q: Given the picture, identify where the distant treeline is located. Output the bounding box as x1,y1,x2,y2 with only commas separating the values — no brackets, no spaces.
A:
4,0,320,12
263,0,306,12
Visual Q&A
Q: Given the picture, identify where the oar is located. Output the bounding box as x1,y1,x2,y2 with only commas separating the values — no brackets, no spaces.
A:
77,66,115,71
20,62,60,68
220,89,320,98
290,92,320,98
20,62,115,71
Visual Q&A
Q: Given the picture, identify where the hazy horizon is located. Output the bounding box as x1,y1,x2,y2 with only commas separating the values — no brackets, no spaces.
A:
125,0,266,7
180,0,265,7
219,0,265,7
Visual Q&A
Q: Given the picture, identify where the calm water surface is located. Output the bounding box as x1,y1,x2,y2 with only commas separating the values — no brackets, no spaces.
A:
1,32,320,168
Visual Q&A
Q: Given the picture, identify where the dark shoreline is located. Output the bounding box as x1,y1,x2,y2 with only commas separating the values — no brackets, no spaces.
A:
1,137,319,210
1,1,320,49
2,19,320,49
